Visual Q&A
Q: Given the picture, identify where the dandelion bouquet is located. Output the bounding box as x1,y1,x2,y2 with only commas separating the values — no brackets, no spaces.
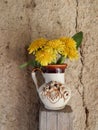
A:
20,32,83,68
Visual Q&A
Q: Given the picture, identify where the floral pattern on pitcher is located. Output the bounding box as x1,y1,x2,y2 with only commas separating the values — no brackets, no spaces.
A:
40,81,69,104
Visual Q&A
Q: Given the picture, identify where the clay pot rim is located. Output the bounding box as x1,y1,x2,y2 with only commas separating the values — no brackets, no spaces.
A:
43,64,67,68
32,64,67,73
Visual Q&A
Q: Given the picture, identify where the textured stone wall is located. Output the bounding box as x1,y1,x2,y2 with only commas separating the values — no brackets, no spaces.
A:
0,0,98,130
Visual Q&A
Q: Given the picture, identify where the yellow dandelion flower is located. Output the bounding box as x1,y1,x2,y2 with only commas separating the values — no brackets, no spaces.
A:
46,39,64,53
60,37,77,49
61,46,69,57
35,49,56,66
68,49,79,60
28,38,47,54
59,37,78,60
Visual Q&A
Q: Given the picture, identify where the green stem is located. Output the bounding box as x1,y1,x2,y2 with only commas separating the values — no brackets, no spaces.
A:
57,56,66,64
19,60,41,69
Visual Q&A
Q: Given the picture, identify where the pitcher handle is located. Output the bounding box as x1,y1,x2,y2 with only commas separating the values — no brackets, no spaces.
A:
31,68,43,91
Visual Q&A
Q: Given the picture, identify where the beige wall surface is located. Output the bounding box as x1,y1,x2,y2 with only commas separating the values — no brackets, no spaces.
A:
0,0,98,130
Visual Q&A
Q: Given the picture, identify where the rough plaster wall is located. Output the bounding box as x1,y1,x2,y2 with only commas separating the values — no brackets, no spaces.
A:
0,0,98,130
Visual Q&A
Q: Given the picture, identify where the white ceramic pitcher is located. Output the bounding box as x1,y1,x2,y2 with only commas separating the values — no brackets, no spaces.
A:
31,64,71,110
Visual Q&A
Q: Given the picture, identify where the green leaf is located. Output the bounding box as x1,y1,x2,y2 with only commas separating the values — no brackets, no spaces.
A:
72,31,83,48
19,62,29,69
57,56,66,64
19,60,41,69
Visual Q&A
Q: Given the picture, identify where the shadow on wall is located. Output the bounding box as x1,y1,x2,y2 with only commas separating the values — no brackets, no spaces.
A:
1,27,41,129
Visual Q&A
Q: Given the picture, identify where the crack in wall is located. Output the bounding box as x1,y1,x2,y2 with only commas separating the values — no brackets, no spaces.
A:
75,0,78,32
75,0,89,129
80,49,89,130
79,49,85,106
85,107,89,128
